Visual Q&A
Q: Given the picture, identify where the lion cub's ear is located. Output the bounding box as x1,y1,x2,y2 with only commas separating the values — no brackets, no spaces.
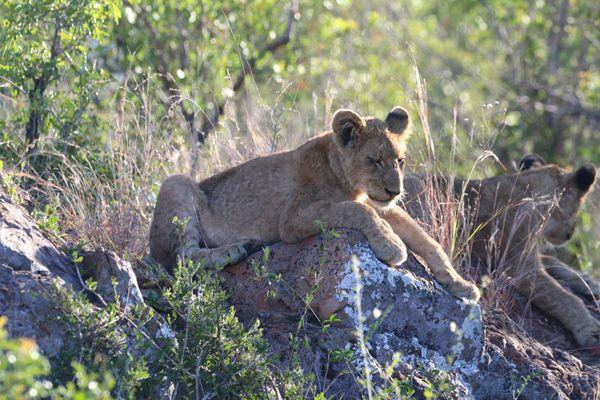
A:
518,153,546,171
332,109,364,147
572,164,596,192
385,107,410,135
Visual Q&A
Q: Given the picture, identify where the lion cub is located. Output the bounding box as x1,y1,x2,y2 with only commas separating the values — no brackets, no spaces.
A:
403,155,599,347
149,107,479,301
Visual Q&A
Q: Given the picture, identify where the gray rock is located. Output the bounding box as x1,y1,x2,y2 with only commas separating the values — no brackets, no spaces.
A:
222,230,600,399
80,248,174,342
81,249,145,306
0,189,81,356
0,264,74,357
0,187,172,358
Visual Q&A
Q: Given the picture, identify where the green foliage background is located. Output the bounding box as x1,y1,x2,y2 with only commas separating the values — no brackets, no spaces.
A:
2,0,598,165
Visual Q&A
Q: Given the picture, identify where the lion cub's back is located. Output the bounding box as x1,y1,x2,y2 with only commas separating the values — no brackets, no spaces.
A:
198,150,297,243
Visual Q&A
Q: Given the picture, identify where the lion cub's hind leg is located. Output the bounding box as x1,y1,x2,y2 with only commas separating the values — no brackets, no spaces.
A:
517,266,600,347
182,238,259,270
542,255,600,299
150,174,260,271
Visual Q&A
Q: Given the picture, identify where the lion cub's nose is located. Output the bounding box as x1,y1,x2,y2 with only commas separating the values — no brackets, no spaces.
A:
565,232,573,241
385,188,400,197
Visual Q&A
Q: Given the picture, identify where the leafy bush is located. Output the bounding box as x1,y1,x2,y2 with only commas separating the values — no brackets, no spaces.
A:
0,316,115,399
0,0,120,151
45,254,312,398
149,258,274,398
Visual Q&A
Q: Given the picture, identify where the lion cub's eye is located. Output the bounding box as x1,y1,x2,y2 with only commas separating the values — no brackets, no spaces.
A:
367,157,380,166
397,158,405,168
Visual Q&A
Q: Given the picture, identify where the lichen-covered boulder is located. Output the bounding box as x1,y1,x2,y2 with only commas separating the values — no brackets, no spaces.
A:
222,230,600,399
0,189,81,357
0,188,171,357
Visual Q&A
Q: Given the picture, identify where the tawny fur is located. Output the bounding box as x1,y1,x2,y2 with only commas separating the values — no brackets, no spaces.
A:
402,160,600,348
149,107,479,302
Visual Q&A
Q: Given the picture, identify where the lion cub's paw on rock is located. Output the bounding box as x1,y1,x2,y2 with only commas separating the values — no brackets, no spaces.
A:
447,279,480,302
212,238,258,267
369,234,408,266
575,319,600,348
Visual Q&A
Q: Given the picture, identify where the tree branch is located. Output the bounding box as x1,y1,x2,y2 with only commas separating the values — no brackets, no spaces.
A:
197,0,299,142
25,20,62,145
133,5,198,134
546,0,569,77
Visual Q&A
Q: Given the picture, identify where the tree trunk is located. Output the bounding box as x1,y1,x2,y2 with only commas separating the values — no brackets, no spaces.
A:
25,77,48,145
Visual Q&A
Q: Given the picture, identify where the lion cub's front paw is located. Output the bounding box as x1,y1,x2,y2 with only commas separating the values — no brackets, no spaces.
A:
369,234,407,266
574,319,600,348
447,279,480,302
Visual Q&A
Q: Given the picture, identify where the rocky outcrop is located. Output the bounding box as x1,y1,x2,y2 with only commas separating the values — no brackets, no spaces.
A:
0,189,82,357
0,189,170,359
222,231,600,399
1,186,598,399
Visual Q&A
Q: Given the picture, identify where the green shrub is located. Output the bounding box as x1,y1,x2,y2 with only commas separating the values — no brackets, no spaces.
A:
149,258,274,398
0,316,115,399
46,255,309,398
0,0,120,153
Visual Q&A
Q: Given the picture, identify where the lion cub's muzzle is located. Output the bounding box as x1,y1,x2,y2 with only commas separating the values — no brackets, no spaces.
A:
368,184,404,208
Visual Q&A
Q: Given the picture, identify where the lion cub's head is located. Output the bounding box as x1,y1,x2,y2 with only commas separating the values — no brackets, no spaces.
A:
518,154,597,245
331,107,411,207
